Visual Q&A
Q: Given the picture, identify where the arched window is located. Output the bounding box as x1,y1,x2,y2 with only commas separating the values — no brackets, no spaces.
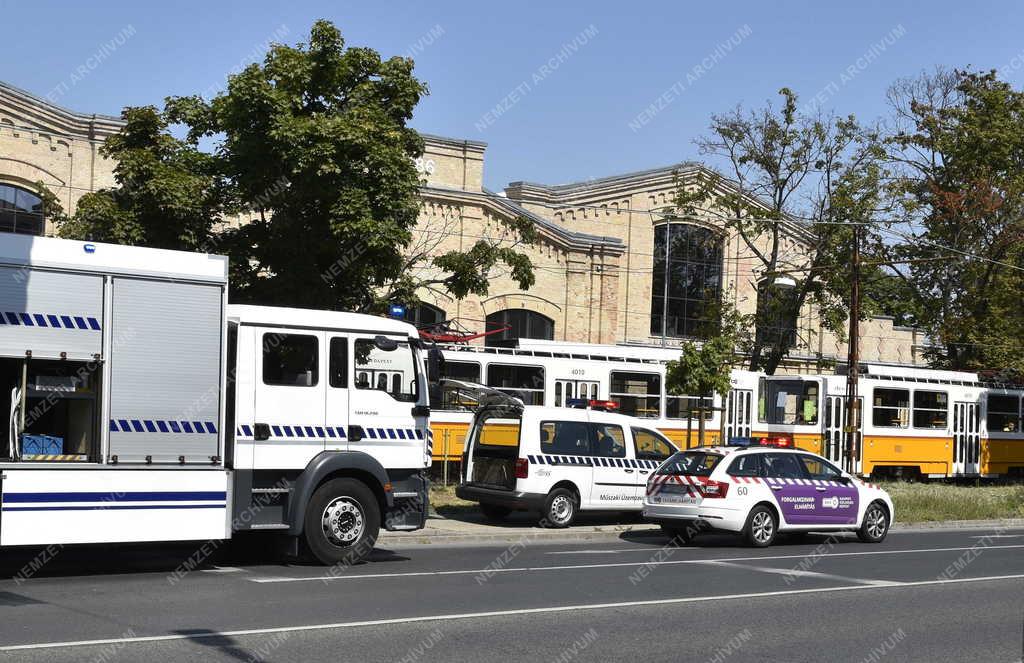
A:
756,278,799,349
650,223,724,338
485,309,554,347
401,303,447,327
0,184,45,236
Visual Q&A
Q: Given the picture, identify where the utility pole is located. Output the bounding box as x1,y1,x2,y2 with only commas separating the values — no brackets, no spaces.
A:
844,224,861,474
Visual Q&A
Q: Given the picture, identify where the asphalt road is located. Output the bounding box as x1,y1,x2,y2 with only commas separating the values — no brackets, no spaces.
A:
0,527,1019,662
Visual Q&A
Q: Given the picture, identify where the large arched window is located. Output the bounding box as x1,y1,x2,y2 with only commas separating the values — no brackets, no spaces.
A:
650,223,724,338
0,184,45,236
756,278,799,350
485,309,554,347
401,302,447,327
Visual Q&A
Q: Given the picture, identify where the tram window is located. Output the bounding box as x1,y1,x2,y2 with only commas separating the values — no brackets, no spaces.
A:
610,372,660,418
987,395,1021,432
487,364,544,405
666,395,713,420
873,388,909,428
912,390,948,429
759,379,819,425
438,360,481,410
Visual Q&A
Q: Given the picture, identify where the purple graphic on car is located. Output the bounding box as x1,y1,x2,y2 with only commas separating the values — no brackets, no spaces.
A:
766,478,859,525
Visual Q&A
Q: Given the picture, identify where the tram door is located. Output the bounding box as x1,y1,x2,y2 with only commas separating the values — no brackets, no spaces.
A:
554,380,600,407
824,395,862,474
726,389,753,441
953,402,980,476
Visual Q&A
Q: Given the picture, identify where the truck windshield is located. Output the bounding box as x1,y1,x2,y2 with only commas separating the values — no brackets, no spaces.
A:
656,451,723,476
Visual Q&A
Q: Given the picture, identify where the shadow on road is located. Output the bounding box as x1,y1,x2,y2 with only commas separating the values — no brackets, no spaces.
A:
0,536,410,580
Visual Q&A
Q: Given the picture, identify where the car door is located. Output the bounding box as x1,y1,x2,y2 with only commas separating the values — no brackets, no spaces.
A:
761,452,819,525
797,454,859,525
632,427,676,500
588,420,633,508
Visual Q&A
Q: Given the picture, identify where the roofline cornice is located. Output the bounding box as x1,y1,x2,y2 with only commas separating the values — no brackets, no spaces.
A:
0,80,125,140
420,185,625,256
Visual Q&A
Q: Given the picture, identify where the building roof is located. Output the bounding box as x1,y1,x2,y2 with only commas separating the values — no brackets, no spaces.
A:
0,80,125,140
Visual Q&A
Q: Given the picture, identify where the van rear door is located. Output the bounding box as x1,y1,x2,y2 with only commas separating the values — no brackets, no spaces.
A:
463,404,523,490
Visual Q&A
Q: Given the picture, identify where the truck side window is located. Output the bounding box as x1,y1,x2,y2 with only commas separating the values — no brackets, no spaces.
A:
263,333,318,387
329,337,347,388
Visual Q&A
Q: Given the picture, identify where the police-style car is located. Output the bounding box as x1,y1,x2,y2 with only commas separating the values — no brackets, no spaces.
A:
453,381,678,528
642,439,893,547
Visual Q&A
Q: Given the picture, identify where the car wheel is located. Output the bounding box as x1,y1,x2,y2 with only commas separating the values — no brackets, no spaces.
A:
303,478,380,566
743,505,777,547
540,488,577,528
480,503,512,522
857,501,889,543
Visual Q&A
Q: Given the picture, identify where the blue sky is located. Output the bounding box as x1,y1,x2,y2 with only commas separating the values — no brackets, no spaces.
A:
3,1,1023,190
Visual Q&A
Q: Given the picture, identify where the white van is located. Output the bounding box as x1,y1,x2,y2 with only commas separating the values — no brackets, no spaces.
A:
455,384,678,527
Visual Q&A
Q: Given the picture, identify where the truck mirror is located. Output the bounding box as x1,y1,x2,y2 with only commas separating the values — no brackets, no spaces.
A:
373,335,399,351
427,346,445,385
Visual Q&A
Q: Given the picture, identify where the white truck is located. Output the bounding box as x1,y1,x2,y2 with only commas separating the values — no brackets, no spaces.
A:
0,235,431,565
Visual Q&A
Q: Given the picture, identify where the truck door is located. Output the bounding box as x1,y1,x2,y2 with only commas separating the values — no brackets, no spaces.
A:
252,329,326,470
323,334,350,453
349,335,423,469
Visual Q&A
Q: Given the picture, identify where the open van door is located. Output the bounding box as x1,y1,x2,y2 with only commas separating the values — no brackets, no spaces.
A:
450,381,524,488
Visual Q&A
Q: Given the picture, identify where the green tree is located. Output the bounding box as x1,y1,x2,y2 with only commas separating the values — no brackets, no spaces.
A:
884,68,1024,370
55,105,224,251
664,306,750,446
57,20,536,314
681,89,890,374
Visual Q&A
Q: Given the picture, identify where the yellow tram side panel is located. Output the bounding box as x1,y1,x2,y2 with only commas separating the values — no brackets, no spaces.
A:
429,420,521,461
659,427,722,449
982,437,1024,475
862,435,951,476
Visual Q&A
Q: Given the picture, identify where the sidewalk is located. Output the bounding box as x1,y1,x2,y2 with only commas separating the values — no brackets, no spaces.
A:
379,513,1024,547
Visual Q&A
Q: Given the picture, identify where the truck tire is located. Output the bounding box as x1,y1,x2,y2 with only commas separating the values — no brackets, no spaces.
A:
303,478,380,566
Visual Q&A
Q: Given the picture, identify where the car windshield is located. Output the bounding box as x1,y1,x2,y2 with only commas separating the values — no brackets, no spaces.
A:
656,451,723,476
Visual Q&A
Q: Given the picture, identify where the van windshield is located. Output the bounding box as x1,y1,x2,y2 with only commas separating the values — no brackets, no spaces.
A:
656,451,723,476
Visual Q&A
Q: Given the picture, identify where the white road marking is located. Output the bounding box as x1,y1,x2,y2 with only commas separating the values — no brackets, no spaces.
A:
545,548,657,555
202,566,244,573
700,560,900,586
969,534,1024,539
249,544,1024,583
2,574,1021,653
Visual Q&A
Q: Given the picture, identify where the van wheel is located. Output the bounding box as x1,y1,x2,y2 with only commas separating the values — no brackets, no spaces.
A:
480,503,512,522
857,501,889,543
541,488,577,528
303,478,380,566
743,505,777,547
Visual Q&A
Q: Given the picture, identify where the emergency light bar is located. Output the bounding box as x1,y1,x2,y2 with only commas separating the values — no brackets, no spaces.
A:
566,399,620,412
727,435,793,448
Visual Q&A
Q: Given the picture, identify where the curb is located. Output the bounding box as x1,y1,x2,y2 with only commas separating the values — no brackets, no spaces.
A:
378,518,1024,547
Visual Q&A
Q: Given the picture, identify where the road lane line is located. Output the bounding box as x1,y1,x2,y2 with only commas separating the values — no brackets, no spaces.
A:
2,574,1021,653
699,560,900,586
248,544,1024,583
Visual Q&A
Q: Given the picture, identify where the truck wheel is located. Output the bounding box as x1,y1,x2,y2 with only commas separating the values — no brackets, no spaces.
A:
304,478,380,566
540,488,577,528
857,501,889,543
480,503,512,522
743,505,777,547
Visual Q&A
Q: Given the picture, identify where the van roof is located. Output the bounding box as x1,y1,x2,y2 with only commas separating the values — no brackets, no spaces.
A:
521,405,651,425
228,304,418,337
